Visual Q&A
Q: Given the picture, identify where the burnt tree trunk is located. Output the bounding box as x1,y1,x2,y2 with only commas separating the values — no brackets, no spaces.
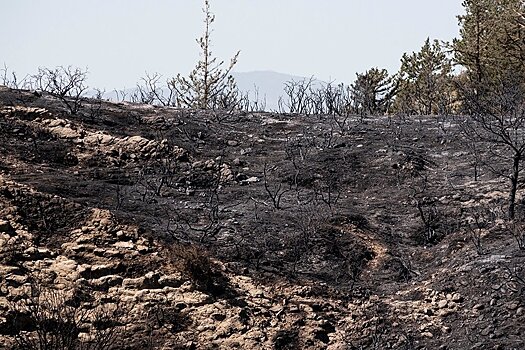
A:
508,153,521,219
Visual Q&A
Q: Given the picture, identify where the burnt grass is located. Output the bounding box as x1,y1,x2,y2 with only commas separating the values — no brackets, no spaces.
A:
1,86,525,348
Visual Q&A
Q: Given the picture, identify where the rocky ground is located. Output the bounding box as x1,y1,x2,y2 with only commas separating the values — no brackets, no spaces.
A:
0,86,524,349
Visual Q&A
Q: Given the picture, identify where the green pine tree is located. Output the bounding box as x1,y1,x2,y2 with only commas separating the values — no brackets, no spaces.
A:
453,0,525,106
394,38,454,115
454,0,525,219
350,67,397,115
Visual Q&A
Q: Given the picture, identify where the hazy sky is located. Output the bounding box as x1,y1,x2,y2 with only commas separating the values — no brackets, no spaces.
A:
1,0,464,90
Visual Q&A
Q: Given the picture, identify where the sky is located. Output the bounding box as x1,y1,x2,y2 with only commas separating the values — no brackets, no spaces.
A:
1,0,464,91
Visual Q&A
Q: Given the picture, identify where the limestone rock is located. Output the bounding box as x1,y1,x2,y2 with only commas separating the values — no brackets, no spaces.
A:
89,275,123,291
79,263,123,279
159,274,183,288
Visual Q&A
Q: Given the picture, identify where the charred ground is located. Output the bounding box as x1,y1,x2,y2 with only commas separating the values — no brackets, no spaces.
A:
0,86,524,349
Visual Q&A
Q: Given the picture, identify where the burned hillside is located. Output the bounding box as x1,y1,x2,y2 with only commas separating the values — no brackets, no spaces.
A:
0,86,524,349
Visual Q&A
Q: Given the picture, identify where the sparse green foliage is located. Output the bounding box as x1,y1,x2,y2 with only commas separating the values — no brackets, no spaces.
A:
453,0,498,88
350,67,397,116
394,38,454,115
453,0,525,105
455,0,525,219
170,0,240,110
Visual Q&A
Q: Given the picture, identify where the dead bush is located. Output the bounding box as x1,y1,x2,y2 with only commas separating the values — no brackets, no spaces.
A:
29,66,88,114
6,282,125,350
507,219,525,250
273,329,300,350
169,244,230,296
146,303,192,336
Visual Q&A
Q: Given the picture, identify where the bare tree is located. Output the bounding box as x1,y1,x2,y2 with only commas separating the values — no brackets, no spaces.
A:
465,210,488,255
461,76,525,219
263,163,291,210
507,219,525,250
30,66,89,114
282,77,315,114
135,72,175,106
324,81,351,116
409,175,457,244
237,85,267,112
280,78,352,115
1,64,30,89
8,281,125,350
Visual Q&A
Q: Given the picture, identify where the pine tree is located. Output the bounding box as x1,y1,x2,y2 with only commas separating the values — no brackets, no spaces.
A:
171,0,240,110
455,0,525,219
453,0,525,104
394,38,454,115
350,68,397,115
453,0,496,86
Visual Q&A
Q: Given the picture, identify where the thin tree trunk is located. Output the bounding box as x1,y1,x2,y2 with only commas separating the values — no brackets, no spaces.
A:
508,154,520,219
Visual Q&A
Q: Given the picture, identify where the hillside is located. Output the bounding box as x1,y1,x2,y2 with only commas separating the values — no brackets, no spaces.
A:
0,86,524,349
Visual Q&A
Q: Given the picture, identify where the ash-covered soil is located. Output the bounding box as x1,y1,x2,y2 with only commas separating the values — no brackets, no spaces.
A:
0,86,524,349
